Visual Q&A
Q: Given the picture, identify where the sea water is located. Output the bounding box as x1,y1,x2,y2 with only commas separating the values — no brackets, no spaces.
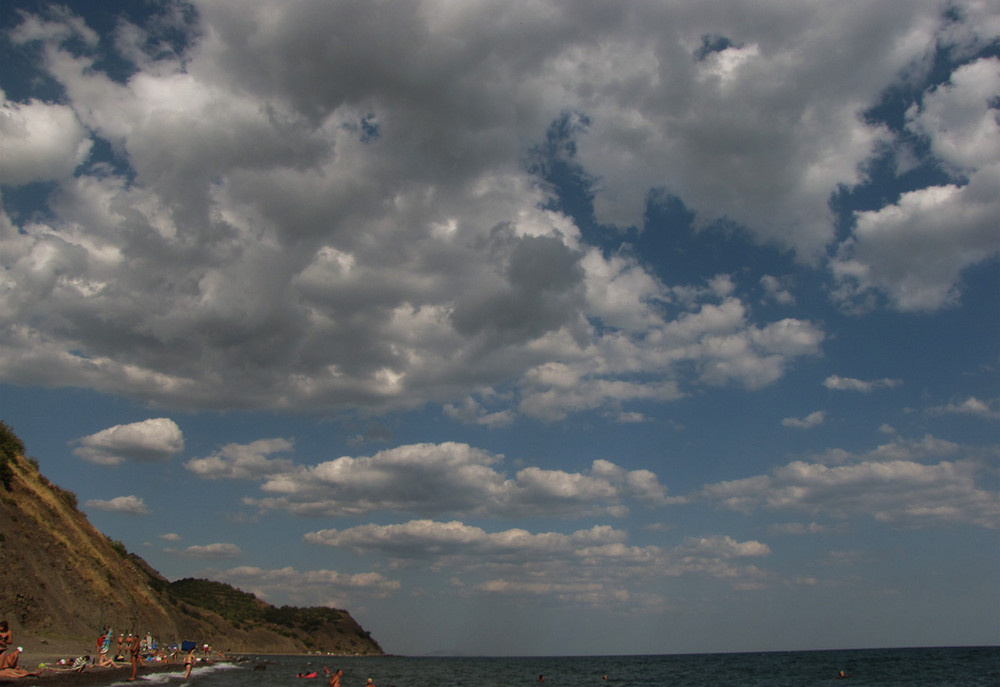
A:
117,646,999,687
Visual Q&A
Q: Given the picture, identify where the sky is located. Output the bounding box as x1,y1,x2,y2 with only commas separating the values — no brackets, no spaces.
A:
1,0,998,657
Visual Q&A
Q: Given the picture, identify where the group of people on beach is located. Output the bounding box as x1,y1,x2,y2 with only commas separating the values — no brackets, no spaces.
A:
0,619,204,681
95,629,165,664
92,626,146,679
93,627,206,680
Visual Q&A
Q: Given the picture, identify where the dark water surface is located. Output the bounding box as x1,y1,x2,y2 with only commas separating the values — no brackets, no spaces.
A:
121,646,999,687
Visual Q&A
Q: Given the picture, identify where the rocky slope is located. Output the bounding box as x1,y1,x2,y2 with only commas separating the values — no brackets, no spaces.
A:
0,423,382,656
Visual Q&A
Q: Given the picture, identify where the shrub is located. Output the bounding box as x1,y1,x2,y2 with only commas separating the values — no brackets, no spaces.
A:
0,461,11,491
108,537,129,557
0,421,25,491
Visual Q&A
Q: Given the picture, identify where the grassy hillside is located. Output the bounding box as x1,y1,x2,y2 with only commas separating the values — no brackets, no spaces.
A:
167,579,377,648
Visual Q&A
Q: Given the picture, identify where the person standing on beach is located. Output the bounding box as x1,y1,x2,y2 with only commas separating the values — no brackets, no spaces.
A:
184,649,196,678
127,631,141,680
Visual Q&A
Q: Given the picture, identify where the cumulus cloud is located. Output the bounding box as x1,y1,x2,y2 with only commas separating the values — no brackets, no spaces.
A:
207,566,400,607
83,495,151,515
174,543,243,559
244,442,671,518
185,438,295,479
0,2,992,428
567,3,900,259
926,396,1000,420
768,522,831,536
832,57,1000,312
443,397,516,428
760,275,795,305
823,375,903,392
513,294,824,422
304,519,771,602
0,92,92,184
782,410,826,429
305,521,632,562
698,435,999,529
72,418,184,466
839,434,961,464
3,1,926,422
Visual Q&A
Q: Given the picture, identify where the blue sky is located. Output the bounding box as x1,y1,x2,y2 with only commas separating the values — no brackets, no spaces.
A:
1,0,998,657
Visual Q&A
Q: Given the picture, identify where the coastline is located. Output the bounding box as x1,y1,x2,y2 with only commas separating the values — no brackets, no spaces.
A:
1,635,372,685
1,638,227,686
0,660,216,686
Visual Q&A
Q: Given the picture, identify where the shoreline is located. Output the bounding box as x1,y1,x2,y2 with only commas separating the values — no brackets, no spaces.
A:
0,637,383,685
0,660,219,685
0,639,229,686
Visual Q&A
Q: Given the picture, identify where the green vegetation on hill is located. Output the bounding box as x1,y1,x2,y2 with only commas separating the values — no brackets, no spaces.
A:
0,419,25,490
167,578,267,627
166,578,372,642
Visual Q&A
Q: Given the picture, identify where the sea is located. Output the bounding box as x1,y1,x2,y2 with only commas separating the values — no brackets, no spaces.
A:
117,646,999,687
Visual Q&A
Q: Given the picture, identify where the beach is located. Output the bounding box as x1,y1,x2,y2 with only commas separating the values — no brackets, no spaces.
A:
0,660,203,686
0,637,218,685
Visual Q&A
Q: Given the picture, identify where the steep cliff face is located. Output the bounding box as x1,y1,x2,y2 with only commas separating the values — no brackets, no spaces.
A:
0,436,382,656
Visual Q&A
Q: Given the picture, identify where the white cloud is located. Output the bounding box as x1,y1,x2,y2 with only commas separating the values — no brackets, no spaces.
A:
698,435,1000,529
860,434,961,463
782,410,826,429
926,396,1000,420
72,418,184,466
7,5,99,47
823,375,903,392
768,522,830,535
304,519,771,601
832,57,1000,312
208,566,400,607
175,543,243,559
305,521,632,562
83,495,151,515
672,534,770,559
245,442,670,518
0,92,92,184
513,293,824,421
569,3,903,259
0,2,897,421
443,397,516,428
185,438,295,479
160,532,182,541
760,274,795,305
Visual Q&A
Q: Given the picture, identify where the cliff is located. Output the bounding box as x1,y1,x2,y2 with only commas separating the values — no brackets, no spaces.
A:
0,422,383,656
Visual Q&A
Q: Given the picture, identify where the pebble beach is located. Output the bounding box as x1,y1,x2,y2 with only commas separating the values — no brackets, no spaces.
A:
0,637,220,685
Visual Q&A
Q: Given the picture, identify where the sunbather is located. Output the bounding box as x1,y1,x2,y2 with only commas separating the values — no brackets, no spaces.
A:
0,621,19,670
